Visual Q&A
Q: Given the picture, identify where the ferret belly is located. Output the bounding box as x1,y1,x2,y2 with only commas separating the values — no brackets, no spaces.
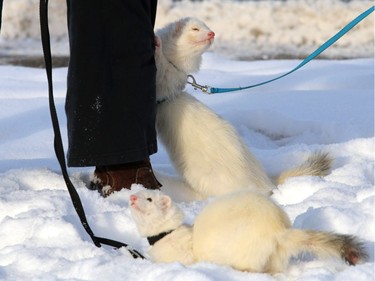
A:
156,93,274,197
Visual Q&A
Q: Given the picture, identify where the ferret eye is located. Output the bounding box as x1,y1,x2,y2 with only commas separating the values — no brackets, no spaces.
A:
192,27,200,31
147,198,152,202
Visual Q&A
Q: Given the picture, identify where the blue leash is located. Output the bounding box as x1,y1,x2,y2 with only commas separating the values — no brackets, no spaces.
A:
187,6,374,94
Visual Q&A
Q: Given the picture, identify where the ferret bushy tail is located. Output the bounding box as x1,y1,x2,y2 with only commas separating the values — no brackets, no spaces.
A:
276,151,333,185
269,229,367,272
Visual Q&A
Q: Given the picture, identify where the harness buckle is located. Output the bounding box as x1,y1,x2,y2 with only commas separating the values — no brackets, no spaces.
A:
187,75,211,94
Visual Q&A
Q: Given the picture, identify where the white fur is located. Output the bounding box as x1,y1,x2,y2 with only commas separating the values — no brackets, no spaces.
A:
148,225,194,264
129,190,183,237
129,190,195,264
157,93,274,197
193,191,366,273
155,18,273,197
130,190,366,273
155,18,332,198
193,191,290,273
155,17,214,102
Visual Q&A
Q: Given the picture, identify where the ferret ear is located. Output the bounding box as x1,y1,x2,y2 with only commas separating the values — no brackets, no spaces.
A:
160,195,172,210
173,20,185,37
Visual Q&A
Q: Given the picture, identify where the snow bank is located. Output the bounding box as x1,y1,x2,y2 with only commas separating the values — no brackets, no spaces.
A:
0,0,374,59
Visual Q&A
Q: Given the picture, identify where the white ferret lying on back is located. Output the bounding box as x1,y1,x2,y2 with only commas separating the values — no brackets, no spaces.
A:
154,18,332,198
129,190,367,273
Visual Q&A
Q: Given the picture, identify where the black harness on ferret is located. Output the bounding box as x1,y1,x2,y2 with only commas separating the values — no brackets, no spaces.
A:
147,230,174,246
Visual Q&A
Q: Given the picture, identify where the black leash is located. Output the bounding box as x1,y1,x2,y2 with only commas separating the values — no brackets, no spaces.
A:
39,0,145,259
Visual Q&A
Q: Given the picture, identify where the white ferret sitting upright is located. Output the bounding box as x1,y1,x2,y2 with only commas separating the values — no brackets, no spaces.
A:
154,18,332,198
129,190,367,273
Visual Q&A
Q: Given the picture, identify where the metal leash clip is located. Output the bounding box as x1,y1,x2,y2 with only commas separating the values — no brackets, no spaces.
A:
187,75,211,94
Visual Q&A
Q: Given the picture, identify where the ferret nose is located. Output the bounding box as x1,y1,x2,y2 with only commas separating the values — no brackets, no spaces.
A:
208,31,215,38
130,195,137,202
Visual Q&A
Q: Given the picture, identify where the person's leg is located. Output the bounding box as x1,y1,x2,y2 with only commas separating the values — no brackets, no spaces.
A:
65,0,161,195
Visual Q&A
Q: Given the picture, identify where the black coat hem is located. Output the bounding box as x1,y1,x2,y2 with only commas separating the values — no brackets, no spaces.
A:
67,141,158,167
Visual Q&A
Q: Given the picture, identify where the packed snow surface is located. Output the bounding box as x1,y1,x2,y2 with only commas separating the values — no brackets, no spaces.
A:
0,54,374,280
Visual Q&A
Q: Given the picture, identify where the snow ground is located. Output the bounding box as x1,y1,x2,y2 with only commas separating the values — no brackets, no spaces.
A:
0,0,374,280
0,54,374,280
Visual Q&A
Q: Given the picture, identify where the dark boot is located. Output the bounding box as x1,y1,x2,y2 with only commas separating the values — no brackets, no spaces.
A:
90,159,162,197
